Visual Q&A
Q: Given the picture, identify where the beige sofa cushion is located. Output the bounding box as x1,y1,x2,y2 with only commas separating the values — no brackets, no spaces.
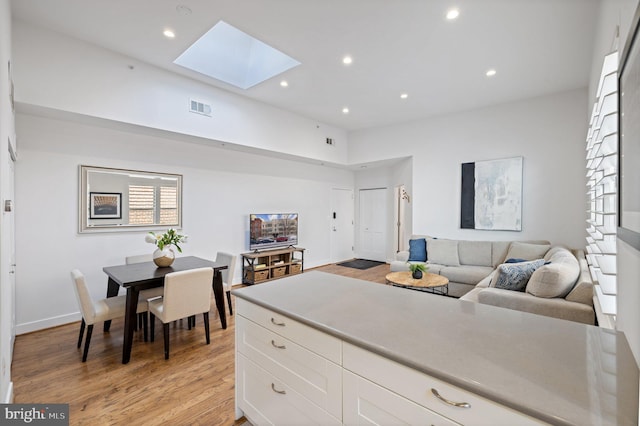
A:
565,251,593,306
440,265,494,285
491,241,512,267
476,271,495,288
477,288,595,325
566,279,593,306
424,263,444,275
458,241,492,266
427,239,460,266
543,246,567,261
526,248,579,298
505,242,551,261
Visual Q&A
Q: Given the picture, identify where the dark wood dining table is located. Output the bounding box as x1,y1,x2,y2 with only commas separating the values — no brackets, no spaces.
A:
103,256,228,364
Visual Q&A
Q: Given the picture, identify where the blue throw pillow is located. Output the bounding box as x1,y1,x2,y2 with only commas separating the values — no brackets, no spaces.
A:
408,238,427,262
492,259,545,292
505,258,528,263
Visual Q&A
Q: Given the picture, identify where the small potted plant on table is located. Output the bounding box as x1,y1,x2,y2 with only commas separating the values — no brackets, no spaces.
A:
408,263,428,279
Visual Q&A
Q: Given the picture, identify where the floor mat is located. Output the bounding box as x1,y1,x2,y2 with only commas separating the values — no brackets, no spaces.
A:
336,259,386,270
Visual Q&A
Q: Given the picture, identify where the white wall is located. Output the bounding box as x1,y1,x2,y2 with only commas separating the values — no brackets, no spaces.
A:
12,20,348,166
0,0,15,404
14,112,354,333
349,89,588,249
588,0,638,108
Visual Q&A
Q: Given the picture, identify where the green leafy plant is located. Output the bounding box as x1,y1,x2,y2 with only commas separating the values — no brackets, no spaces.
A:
408,263,427,273
145,228,188,252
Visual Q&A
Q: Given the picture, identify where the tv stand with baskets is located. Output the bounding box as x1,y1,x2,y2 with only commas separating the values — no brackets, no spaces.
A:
241,247,305,285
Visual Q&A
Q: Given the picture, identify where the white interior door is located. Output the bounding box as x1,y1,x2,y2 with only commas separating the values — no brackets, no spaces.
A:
358,188,387,262
330,188,354,262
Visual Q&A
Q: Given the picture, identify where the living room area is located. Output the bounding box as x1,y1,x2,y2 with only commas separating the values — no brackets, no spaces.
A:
1,0,640,424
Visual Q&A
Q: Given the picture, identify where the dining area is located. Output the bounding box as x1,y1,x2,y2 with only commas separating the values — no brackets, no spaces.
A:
71,252,237,364
7,239,243,424
12,281,241,425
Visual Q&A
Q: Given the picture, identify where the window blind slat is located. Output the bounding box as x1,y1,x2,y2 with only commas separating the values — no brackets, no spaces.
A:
129,185,155,225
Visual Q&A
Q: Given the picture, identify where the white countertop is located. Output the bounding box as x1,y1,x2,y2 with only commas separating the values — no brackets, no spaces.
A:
232,271,639,425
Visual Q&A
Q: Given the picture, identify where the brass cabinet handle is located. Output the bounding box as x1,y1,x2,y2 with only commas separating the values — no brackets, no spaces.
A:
431,388,471,408
271,383,286,394
270,317,286,326
271,340,286,349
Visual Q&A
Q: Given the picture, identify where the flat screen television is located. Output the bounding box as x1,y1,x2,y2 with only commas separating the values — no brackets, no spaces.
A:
249,213,298,251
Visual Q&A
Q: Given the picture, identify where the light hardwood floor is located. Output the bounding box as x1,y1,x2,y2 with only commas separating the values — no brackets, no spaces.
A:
11,262,390,426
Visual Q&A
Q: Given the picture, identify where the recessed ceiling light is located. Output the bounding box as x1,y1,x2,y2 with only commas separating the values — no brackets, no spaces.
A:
446,8,460,20
343,56,353,65
400,93,408,99
486,69,497,77
280,80,289,87
342,107,350,114
163,29,176,39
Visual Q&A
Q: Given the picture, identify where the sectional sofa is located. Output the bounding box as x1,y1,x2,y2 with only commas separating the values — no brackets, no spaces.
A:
390,235,595,325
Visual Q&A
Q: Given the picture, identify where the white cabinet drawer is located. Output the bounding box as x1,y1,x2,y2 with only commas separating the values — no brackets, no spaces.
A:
237,354,342,426
237,315,342,419
343,370,460,426
343,343,545,425
237,298,341,364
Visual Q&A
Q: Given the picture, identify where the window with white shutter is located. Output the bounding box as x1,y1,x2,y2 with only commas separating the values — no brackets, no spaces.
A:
586,50,618,329
160,186,178,225
129,185,155,225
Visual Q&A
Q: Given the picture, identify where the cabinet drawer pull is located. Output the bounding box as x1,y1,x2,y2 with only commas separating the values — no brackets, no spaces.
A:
431,388,471,408
271,340,286,349
271,383,286,394
271,317,286,326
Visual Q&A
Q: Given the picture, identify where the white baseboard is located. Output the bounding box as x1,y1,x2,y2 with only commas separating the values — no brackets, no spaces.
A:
16,312,81,335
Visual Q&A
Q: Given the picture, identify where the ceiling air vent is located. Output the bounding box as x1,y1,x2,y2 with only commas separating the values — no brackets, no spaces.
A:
190,99,212,117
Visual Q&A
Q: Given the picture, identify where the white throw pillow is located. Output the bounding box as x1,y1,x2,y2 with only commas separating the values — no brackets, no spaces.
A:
427,239,460,266
526,248,579,298
505,242,551,261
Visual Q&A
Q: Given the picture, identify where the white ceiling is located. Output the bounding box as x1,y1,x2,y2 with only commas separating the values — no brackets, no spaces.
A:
11,0,599,131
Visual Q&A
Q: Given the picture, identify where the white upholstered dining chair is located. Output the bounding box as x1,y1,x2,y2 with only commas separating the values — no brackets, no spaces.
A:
214,252,237,316
148,267,214,360
125,254,154,265
126,254,165,338
126,254,165,301
70,269,149,362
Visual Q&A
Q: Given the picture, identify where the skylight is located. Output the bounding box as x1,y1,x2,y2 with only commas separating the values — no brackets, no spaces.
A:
174,20,301,90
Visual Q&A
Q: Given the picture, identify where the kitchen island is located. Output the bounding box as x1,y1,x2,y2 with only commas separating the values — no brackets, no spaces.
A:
232,271,638,425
